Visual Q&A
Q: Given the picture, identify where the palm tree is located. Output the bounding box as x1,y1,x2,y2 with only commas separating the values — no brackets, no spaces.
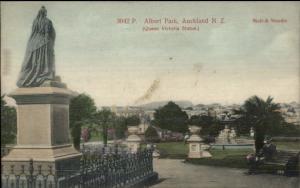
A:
236,96,283,152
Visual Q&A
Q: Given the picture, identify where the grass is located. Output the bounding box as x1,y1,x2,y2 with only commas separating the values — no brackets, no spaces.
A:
209,149,253,159
141,142,188,158
145,142,254,163
144,140,298,172
145,142,259,168
156,142,188,157
146,142,254,169
186,149,252,169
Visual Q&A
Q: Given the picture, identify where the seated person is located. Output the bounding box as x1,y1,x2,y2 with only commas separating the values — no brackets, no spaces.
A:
262,139,277,161
246,152,264,174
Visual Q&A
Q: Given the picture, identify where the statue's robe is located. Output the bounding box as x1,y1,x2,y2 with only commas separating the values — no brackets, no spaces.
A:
17,17,56,87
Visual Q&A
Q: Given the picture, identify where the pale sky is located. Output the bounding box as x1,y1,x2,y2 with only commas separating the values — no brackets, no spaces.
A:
1,1,299,106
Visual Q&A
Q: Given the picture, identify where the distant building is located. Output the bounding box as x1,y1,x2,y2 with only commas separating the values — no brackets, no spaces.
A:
102,102,300,126
103,106,144,117
279,103,300,126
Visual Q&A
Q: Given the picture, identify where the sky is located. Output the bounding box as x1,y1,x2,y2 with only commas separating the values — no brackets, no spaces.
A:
1,1,299,107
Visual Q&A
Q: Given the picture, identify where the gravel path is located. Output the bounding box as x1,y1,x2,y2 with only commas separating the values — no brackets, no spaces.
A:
151,159,299,188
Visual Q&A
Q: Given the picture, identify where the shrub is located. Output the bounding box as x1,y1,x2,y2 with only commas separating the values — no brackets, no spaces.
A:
145,126,160,143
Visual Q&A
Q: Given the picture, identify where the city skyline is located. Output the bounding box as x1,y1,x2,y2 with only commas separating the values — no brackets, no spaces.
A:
1,2,299,106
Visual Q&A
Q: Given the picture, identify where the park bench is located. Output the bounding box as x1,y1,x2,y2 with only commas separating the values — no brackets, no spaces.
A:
262,150,300,175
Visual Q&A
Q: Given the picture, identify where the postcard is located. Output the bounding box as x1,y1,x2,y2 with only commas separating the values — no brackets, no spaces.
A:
1,2,299,188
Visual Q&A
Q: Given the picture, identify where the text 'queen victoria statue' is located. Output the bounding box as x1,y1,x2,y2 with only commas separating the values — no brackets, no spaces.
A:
17,6,56,87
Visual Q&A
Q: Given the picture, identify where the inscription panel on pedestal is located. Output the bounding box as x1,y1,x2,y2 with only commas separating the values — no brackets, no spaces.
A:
18,104,51,145
52,105,71,145
191,144,197,152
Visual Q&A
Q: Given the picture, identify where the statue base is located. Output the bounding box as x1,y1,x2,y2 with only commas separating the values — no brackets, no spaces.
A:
126,136,142,153
1,86,81,176
2,145,81,176
187,134,212,159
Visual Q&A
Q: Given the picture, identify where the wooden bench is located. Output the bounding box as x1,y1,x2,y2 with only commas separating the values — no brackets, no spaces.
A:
263,150,299,175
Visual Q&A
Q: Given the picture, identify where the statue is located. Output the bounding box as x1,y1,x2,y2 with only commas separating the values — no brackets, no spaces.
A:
250,127,255,137
229,128,237,144
216,125,236,144
17,6,56,87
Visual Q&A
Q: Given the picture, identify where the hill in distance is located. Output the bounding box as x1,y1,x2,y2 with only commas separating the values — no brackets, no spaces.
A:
139,100,193,110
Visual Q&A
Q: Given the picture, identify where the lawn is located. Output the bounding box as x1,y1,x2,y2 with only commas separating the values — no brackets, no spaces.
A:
186,149,253,169
145,142,253,162
152,141,299,171
155,142,188,158
145,142,253,168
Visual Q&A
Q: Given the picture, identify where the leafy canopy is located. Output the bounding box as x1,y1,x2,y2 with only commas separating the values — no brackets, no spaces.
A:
153,101,188,133
69,93,97,149
1,95,17,146
236,95,283,152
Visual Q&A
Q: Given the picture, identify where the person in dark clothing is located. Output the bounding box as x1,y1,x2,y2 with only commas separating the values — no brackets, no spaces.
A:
262,139,277,161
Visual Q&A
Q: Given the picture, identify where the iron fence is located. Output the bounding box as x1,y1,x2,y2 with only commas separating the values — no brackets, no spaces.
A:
80,144,130,156
1,148,155,188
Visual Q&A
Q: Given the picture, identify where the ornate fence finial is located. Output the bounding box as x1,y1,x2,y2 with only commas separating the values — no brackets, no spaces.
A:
48,165,53,174
10,165,14,174
21,165,25,174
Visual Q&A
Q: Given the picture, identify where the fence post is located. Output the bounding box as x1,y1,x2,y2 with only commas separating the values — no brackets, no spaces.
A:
115,144,118,155
28,158,34,188
79,156,85,188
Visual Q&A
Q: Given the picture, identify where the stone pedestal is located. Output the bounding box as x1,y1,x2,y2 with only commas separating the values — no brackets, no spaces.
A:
126,126,142,153
150,144,160,159
187,126,212,158
1,86,82,175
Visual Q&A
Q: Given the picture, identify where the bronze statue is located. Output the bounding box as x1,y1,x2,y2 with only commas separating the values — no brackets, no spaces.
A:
17,6,56,87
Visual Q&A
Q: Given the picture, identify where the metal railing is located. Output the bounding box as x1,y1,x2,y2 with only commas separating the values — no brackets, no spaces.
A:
1,148,155,188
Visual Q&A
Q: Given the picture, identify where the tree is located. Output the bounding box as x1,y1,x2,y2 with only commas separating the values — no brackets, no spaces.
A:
69,93,97,150
92,109,116,146
1,95,17,146
125,115,141,127
114,116,127,139
153,101,188,133
108,115,141,140
279,122,300,137
189,114,223,138
235,96,283,152
189,115,214,135
145,126,160,143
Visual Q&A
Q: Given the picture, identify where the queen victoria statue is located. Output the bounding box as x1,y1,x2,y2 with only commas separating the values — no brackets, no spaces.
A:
17,6,56,87
2,6,81,176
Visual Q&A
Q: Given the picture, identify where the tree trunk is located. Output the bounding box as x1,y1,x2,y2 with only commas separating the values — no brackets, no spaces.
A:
71,124,81,151
103,124,108,146
255,127,265,153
